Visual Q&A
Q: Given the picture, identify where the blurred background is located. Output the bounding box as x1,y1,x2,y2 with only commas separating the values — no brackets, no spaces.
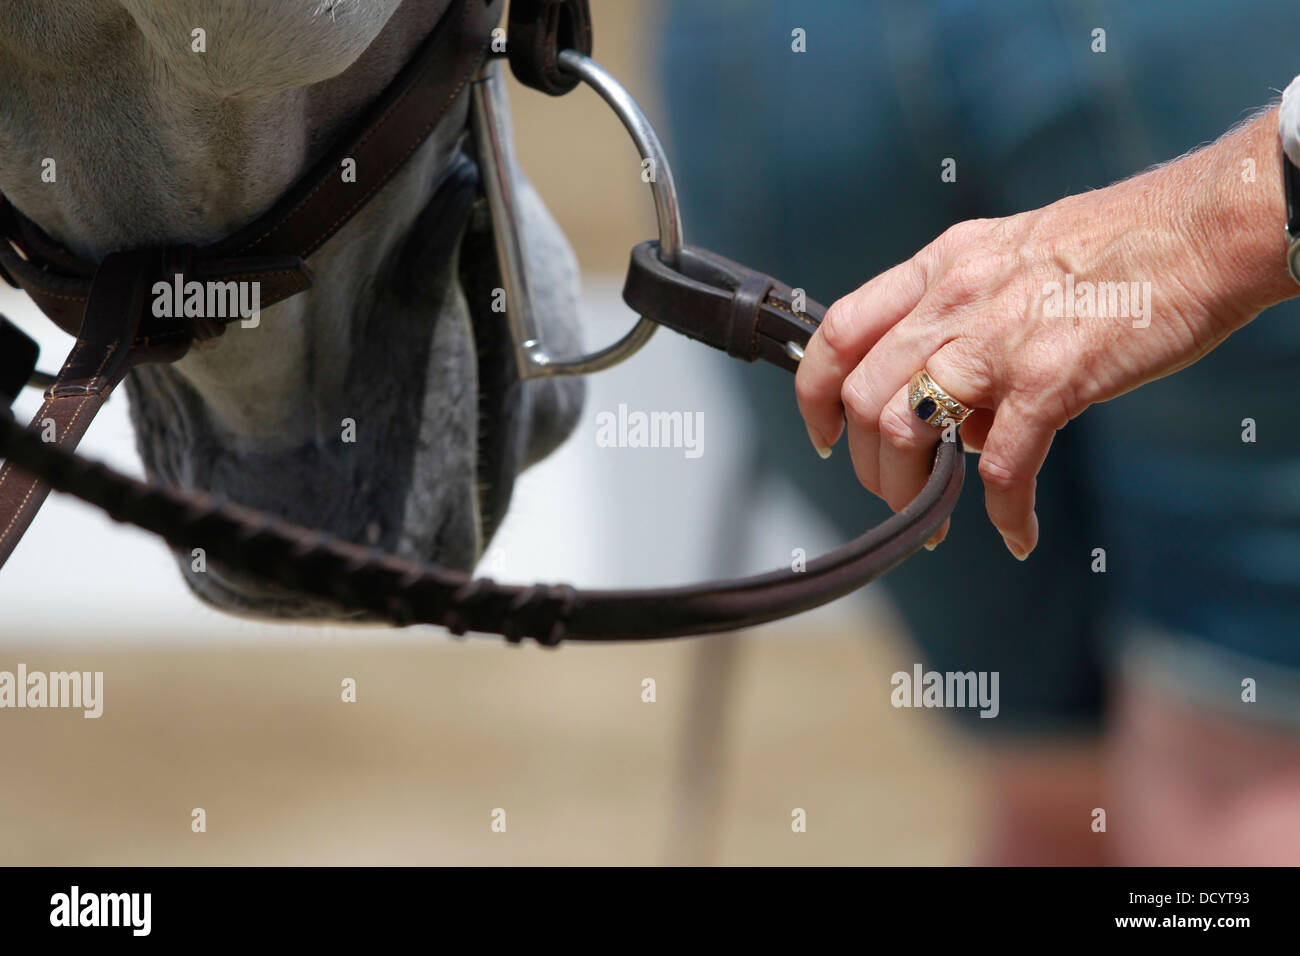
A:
0,1,976,865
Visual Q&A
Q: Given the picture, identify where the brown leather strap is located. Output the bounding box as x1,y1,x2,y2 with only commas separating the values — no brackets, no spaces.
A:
726,274,774,362
507,0,592,95
0,389,119,568
0,0,969,641
0,335,965,644
623,241,820,374
0,193,967,640
0,248,175,568
0,0,504,337
210,0,504,261
0,224,966,642
0,203,315,337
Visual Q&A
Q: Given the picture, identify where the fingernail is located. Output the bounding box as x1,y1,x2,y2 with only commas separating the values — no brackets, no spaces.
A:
1009,544,1030,562
923,541,937,551
806,427,832,459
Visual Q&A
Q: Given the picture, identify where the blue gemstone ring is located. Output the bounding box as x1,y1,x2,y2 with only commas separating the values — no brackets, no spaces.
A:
908,370,973,429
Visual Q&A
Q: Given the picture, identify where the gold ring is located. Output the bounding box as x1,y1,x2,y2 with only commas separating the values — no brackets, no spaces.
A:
908,370,973,428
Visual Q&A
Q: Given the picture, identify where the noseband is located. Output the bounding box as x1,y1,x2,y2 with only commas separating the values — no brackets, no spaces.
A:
0,0,964,644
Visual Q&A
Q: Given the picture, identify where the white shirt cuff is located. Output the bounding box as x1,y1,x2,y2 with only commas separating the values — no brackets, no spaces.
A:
1280,75,1300,166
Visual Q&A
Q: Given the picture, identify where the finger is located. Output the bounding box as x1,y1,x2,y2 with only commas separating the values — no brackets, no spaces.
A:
878,381,943,514
844,393,882,496
838,296,979,443
836,327,942,504
843,331,985,511
952,408,994,453
977,401,1056,559
796,259,928,454
924,516,950,551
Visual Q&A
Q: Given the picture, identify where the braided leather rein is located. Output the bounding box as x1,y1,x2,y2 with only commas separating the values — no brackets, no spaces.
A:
0,0,965,644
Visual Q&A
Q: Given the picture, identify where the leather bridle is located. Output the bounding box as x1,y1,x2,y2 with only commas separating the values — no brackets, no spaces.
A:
0,0,964,644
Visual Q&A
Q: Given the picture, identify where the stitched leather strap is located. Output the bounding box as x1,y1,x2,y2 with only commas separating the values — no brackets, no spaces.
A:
0,391,118,567
0,304,965,642
210,0,504,261
507,0,593,95
0,219,967,639
0,249,170,569
0,0,503,337
623,241,819,374
725,275,774,362
0,223,966,642
0,197,316,337
0,0,969,641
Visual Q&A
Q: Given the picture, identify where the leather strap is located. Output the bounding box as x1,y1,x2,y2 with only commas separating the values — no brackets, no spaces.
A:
0,0,969,642
0,217,966,641
0,189,967,642
623,241,819,374
0,316,964,643
0,197,315,337
0,390,117,567
0,0,504,337
209,0,504,262
0,249,171,568
726,274,774,362
507,0,593,95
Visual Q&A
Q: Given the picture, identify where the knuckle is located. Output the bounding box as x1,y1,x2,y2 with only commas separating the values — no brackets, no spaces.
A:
818,300,857,359
1008,364,1056,405
930,218,992,262
937,218,982,248
977,453,1021,494
936,350,992,404
879,404,924,448
840,378,874,429
939,254,1002,308
1003,373,1072,431
972,253,1008,289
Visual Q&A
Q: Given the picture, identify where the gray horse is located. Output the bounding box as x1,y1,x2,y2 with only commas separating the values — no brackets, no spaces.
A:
0,0,583,618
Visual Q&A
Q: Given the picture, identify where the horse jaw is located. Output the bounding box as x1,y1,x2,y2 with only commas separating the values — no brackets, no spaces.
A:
126,157,585,622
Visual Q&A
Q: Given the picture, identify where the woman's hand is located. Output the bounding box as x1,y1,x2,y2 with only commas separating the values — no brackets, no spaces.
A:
796,108,1296,559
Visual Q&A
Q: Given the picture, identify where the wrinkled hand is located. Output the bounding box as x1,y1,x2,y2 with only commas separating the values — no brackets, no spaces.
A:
795,110,1293,559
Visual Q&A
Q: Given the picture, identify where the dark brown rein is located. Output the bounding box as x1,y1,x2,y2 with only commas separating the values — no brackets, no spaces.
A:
0,0,964,644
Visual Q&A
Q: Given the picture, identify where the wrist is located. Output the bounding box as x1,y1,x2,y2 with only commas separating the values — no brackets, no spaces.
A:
1186,106,1297,322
